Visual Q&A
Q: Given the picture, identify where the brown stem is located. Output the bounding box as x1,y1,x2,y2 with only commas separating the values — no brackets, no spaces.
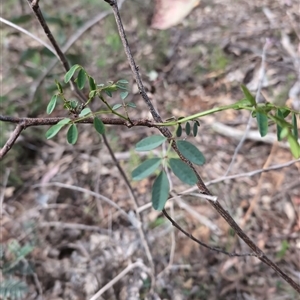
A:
27,0,86,103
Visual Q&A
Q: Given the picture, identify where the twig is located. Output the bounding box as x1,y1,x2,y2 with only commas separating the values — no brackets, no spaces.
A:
241,143,277,227
28,0,126,102
0,124,24,159
89,261,151,300
224,40,270,176
0,115,157,159
0,16,57,56
32,182,132,223
26,0,86,102
162,209,256,257
104,0,300,292
102,134,156,289
39,221,108,232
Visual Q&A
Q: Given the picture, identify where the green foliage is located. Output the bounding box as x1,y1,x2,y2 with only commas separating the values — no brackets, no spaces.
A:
168,158,198,185
276,240,289,259
176,140,205,165
45,118,71,139
0,240,35,300
0,279,28,300
151,171,170,211
93,117,105,134
45,64,135,144
67,124,78,144
46,94,58,114
256,111,268,137
135,135,167,152
132,158,162,180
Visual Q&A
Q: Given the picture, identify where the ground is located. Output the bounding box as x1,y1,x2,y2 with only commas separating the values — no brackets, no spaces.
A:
1,0,300,299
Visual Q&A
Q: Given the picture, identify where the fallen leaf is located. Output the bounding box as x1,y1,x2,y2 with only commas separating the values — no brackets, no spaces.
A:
151,0,200,30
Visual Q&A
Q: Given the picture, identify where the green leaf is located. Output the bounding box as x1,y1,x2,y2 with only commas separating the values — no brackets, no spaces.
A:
77,68,86,90
46,94,57,114
45,124,64,139
132,158,162,180
120,91,129,100
256,112,268,137
45,118,71,139
241,85,256,106
112,103,122,111
104,89,112,97
67,124,78,144
116,83,128,90
176,124,182,137
185,122,191,135
135,135,167,151
292,113,298,140
127,102,136,108
193,122,198,137
89,76,96,91
152,171,170,211
89,90,97,99
279,127,289,140
276,109,284,141
168,158,197,185
79,107,91,117
288,134,300,158
276,240,289,259
64,64,80,83
93,117,105,134
117,79,128,84
176,140,205,165
55,80,63,93
58,118,71,125
0,279,28,300
279,107,291,118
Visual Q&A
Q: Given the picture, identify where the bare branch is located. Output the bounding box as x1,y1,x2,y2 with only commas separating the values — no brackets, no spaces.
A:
0,124,24,159
162,209,256,257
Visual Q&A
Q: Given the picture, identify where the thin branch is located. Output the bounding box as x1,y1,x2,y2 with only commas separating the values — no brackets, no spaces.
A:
33,182,132,223
224,40,270,176
28,0,126,102
26,0,86,102
0,16,57,56
89,261,151,300
104,0,300,292
0,124,24,159
102,134,155,288
162,209,256,257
